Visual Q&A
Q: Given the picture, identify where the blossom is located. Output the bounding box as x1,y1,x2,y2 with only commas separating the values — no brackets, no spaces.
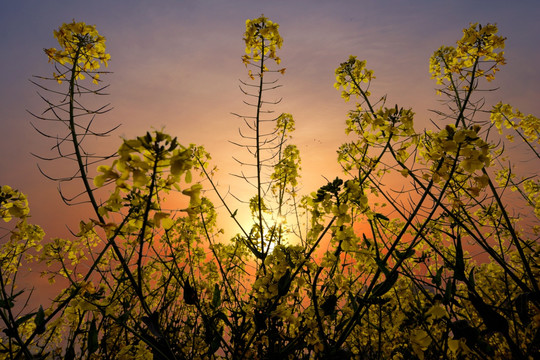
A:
242,15,283,76
44,20,110,83
430,23,505,88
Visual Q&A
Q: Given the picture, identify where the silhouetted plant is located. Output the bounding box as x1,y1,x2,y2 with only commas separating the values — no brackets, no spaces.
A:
0,18,538,360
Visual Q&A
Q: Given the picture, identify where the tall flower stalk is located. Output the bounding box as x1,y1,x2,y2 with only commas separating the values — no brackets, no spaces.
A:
231,15,296,262
32,21,115,213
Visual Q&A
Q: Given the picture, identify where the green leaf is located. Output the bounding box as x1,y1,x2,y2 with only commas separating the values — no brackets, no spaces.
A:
0,298,14,309
34,306,46,334
184,281,198,305
212,284,221,308
469,291,508,334
372,271,398,297
454,234,466,281
65,346,75,360
515,293,531,326
209,336,221,355
468,267,476,291
15,312,37,327
168,138,178,151
214,311,232,328
362,233,371,249
321,294,338,316
374,213,389,221
0,290,24,309
444,279,456,304
2,328,17,338
88,319,98,355
432,266,444,287
375,258,389,276
348,291,358,312
396,248,415,260
277,269,291,297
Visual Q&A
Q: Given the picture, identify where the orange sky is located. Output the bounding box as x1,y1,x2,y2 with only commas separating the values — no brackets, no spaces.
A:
1,1,539,248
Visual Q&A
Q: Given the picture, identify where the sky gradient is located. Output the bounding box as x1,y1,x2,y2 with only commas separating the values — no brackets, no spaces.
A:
1,0,539,244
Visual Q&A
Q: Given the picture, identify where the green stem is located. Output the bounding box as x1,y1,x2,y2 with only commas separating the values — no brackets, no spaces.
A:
137,147,161,292
68,48,103,223
256,39,265,261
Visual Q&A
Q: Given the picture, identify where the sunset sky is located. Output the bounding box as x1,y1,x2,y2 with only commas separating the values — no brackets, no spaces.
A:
1,0,539,243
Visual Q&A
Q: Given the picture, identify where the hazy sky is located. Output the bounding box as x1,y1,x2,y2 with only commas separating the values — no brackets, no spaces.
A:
1,0,539,240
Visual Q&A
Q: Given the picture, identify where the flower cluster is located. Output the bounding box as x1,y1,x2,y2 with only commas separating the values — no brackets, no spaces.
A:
44,20,110,84
430,23,505,87
271,113,301,194
242,15,285,77
523,179,540,218
0,186,44,280
420,124,491,178
334,56,375,102
243,15,282,63
491,102,540,144
0,185,29,222
93,131,208,222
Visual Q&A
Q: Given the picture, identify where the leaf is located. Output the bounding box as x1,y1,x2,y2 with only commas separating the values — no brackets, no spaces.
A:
161,217,174,230
374,213,389,221
375,258,389,276
396,248,415,260
277,269,291,297
515,293,530,326
153,212,170,228
254,310,267,331
447,339,460,353
0,298,14,309
432,266,444,287
321,294,338,316
15,312,37,327
171,157,186,176
167,138,178,151
454,234,466,281
208,336,221,355
214,311,233,328
411,329,431,349
469,291,508,334
450,320,478,342
348,292,358,312
34,306,46,334
372,271,398,297
444,279,456,304
362,233,371,249
212,284,221,308
468,266,476,291
65,346,75,360
88,319,98,355
141,312,161,338
2,328,17,338
0,290,24,309
426,304,448,320
184,281,198,305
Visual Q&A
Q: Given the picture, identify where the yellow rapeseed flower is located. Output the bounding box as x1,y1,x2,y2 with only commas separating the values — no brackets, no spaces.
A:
44,20,110,84
243,15,283,74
